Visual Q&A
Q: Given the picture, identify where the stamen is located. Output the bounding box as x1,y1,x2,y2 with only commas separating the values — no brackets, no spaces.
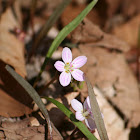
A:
64,62,74,73
82,110,90,118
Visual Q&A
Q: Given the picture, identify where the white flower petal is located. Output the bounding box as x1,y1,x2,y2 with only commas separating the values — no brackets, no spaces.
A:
71,69,84,81
76,111,85,121
85,117,96,130
72,56,87,68
71,99,83,112
62,47,72,63
59,71,71,86
54,61,65,72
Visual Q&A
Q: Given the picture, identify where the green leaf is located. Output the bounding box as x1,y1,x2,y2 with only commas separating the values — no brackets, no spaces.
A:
5,65,53,137
85,76,109,140
34,0,98,87
44,97,97,140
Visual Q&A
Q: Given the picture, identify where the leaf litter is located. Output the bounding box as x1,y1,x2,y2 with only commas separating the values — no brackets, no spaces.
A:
0,0,140,139
0,1,32,117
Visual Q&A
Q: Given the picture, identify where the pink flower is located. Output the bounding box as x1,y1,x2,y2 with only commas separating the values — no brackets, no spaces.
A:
54,47,87,86
71,96,96,130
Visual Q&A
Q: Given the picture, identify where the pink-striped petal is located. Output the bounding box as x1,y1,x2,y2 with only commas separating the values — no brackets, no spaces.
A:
59,71,71,86
75,111,85,121
85,117,96,130
71,99,83,112
71,69,84,81
54,61,65,72
72,56,87,68
62,47,72,63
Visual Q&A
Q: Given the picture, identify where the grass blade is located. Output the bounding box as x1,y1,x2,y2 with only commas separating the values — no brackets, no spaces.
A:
85,75,109,140
5,65,53,139
30,0,72,58
44,97,97,140
33,0,98,87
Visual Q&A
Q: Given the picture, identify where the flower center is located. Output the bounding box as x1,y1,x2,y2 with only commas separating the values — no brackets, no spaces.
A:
82,110,90,118
64,62,74,73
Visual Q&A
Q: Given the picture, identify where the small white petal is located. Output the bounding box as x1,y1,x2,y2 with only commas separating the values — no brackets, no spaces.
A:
76,111,85,121
62,47,72,63
72,56,87,68
54,61,65,72
71,99,83,112
59,71,71,86
85,117,96,130
71,69,84,81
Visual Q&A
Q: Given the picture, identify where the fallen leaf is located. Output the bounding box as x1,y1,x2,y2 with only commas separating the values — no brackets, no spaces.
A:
63,18,130,52
1,119,63,140
0,131,5,139
0,2,25,76
61,3,103,27
103,0,121,17
97,0,140,18
112,14,140,48
0,1,32,117
121,0,140,17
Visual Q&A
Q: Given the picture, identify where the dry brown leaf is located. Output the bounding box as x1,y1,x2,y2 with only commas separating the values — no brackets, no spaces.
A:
1,119,63,140
0,131,5,139
0,2,32,117
75,18,130,52
121,0,140,17
72,46,140,128
61,3,103,27
103,0,121,17
62,17,130,52
0,2,25,76
112,14,140,48
97,0,140,18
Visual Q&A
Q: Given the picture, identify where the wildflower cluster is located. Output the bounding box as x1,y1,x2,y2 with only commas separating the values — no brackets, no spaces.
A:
71,96,96,130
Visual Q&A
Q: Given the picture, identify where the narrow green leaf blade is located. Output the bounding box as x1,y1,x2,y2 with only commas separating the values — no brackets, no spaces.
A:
34,0,98,86
46,0,98,59
5,65,52,137
85,76,109,140
44,97,97,140
30,0,72,57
